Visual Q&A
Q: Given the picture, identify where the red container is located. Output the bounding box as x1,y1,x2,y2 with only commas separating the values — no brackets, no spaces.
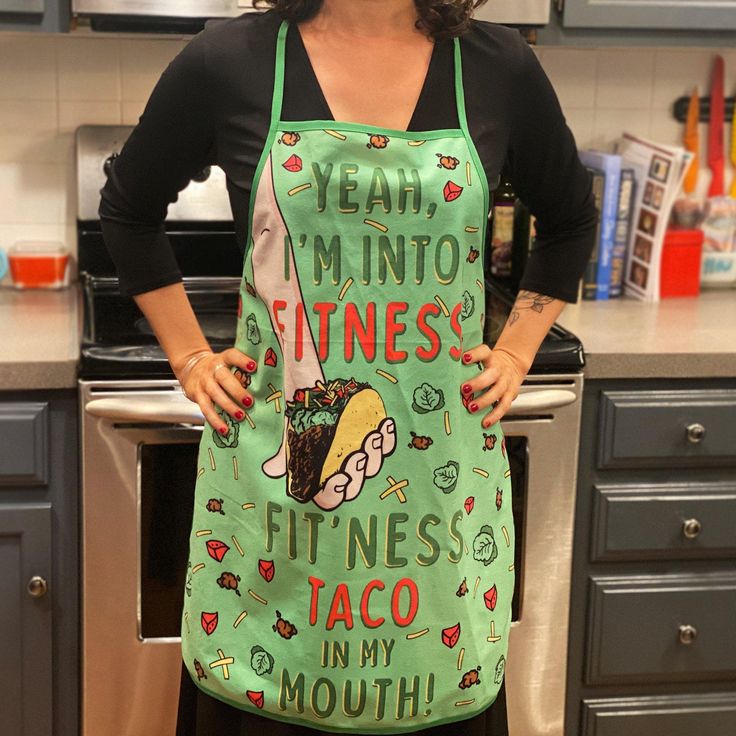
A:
659,228,704,298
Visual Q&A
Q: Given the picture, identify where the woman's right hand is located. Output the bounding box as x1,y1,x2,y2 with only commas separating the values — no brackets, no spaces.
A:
175,347,258,435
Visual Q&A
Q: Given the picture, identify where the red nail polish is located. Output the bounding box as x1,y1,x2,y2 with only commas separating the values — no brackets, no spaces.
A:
235,410,244,420
469,402,478,413
243,395,253,407
219,426,228,435
246,360,256,371
462,352,472,363
462,383,472,393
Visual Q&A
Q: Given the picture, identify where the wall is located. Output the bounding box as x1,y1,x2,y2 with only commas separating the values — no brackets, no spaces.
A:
0,30,734,284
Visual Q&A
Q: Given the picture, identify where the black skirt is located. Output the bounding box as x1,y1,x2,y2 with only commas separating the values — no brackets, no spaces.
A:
176,660,508,736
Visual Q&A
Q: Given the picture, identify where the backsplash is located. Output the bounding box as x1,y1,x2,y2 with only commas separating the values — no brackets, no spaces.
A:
0,30,734,277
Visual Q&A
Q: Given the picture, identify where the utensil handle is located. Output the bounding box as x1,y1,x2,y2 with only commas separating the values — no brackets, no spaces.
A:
708,159,724,197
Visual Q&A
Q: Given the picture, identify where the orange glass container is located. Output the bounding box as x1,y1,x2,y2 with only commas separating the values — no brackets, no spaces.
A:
7,241,69,289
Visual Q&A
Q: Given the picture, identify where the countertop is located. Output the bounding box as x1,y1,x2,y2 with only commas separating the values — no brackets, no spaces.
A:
0,283,735,391
556,288,736,379
0,285,82,390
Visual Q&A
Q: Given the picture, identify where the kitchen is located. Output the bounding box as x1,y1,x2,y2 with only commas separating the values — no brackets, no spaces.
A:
1,1,735,735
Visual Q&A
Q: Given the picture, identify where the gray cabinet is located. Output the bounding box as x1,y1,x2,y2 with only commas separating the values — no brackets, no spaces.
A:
566,378,736,736
0,503,53,735
0,0,70,32
560,0,736,31
581,692,736,736
0,391,79,736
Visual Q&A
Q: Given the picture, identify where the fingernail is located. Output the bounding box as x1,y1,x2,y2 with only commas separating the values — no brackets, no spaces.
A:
234,410,244,420
246,360,257,371
243,395,253,407
462,352,472,363
219,426,228,435
469,402,478,413
462,383,472,393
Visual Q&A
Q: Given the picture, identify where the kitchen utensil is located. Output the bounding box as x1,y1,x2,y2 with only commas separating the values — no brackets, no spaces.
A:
700,54,736,288
671,86,705,229
683,86,699,194
707,55,724,197
730,90,736,198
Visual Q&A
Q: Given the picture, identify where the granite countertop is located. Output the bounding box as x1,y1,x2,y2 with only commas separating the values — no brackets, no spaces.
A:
0,285,82,390
556,288,736,379
0,283,735,390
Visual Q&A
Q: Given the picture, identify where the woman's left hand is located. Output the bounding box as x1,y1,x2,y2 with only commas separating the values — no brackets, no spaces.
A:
459,344,529,427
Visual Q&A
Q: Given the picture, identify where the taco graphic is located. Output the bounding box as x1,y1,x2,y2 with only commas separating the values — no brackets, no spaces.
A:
249,155,396,511
285,377,389,503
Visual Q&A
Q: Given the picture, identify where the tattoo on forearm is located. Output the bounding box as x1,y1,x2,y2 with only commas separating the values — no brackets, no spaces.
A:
508,290,555,326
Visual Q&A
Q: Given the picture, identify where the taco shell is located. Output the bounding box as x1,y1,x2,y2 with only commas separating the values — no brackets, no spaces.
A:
320,387,387,485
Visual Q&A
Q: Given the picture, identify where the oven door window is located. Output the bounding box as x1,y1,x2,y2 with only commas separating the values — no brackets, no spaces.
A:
140,442,197,639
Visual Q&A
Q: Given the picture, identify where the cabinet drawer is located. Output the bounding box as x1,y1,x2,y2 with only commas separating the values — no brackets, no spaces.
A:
0,403,49,487
597,389,736,469
591,482,736,561
585,573,736,685
581,692,736,736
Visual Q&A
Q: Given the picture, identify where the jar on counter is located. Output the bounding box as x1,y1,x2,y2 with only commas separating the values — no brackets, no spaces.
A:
6,241,70,289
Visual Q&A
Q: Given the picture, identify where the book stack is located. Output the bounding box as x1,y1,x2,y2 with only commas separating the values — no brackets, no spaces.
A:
578,149,636,300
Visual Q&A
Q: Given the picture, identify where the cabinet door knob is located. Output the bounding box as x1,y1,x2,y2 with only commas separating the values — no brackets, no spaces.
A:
682,518,702,539
27,575,48,598
685,422,706,443
678,624,698,644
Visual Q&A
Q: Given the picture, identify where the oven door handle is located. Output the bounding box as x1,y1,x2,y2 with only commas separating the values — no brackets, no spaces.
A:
84,387,575,423
84,395,205,425
504,388,577,415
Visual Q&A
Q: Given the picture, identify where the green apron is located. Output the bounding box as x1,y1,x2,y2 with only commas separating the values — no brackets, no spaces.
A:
181,18,515,733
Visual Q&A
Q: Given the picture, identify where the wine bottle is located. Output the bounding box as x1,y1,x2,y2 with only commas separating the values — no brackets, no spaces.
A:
489,171,516,280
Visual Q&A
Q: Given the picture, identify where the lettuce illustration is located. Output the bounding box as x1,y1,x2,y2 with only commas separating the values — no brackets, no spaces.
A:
250,645,274,676
246,313,261,344
290,407,338,434
412,382,445,413
460,289,475,320
212,409,240,448
472,524,498,566
494,654,506,684
433,460,459,493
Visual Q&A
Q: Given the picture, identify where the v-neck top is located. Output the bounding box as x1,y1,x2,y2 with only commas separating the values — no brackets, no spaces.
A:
99,8,597,302
290,20,440,134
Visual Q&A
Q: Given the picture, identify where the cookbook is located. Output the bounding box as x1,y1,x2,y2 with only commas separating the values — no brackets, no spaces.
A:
613,132,695,302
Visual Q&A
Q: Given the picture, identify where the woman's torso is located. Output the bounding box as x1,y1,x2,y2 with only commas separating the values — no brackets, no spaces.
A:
179,12,516,734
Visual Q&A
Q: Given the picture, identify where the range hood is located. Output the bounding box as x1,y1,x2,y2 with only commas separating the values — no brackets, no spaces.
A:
71,0,256,34
72,0,549,34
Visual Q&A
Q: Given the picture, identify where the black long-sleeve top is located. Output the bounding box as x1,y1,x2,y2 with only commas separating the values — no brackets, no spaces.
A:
98,8,597,302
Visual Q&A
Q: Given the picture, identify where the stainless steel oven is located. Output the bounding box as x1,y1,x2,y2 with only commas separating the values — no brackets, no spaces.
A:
80,372,582,736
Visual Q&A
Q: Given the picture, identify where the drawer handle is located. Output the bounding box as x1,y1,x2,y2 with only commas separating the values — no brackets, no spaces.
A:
685,422,706,443
678,624,698,645
682,518,702,539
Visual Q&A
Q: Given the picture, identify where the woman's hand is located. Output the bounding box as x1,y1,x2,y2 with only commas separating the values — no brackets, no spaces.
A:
174,347,258,435
459,344,530,428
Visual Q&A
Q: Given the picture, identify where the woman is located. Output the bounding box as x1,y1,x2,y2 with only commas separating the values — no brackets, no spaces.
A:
99,1,597,734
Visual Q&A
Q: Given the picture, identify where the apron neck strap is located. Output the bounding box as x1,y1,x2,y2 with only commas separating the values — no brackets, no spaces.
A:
452,35,471,137
272,19,470,135
270,18,289,127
